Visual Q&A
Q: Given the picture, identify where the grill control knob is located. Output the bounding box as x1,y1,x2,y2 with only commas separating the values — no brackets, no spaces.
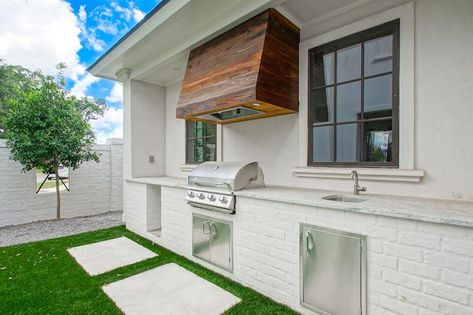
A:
187,191,195,198
218,196,228,203
197,192,205,199
207,194,216,201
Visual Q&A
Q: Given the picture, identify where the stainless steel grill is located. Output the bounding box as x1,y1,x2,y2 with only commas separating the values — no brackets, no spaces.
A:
185,161,264,214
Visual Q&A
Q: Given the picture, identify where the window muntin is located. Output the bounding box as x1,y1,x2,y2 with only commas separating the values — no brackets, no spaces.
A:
185,121,217,164
308,20,399,167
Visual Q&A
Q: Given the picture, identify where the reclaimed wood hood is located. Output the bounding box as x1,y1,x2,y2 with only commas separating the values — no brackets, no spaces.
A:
176,9,300,124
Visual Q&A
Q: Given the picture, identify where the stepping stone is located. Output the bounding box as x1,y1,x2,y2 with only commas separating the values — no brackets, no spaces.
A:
68,237,157,276
103,263,240,315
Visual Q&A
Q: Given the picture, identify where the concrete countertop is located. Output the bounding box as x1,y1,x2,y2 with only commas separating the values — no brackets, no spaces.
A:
126,177,473,228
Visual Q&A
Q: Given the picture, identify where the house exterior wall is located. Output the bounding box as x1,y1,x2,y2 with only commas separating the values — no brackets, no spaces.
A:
0,139,123,227
154,0,473,201
125,185,473,315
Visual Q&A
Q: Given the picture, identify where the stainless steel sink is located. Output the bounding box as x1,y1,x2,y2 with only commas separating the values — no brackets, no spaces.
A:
322,194,366,203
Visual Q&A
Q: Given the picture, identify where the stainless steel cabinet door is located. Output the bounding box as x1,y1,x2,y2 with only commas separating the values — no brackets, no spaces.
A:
192,215,211,262
301,225,364,315
209,221,232,271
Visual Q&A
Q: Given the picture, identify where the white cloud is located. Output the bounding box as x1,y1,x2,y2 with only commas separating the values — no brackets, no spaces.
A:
97,20,119,35
0,0,81,74
69,73,100,98
77,4,105,52
111,2,133,22
106,82,123,103
133,9,145,22
90,108,123,144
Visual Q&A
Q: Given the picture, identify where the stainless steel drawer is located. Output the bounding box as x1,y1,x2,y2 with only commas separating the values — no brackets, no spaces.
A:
300,224,366,315
192,214,233,272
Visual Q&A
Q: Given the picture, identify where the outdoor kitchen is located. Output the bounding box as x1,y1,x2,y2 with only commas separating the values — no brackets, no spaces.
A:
87,0,473,314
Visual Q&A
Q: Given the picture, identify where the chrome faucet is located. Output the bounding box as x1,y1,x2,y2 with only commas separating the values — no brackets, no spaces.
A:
351,170,367,195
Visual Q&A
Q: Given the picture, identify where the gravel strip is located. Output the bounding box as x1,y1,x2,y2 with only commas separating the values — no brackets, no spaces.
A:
0,211,124,247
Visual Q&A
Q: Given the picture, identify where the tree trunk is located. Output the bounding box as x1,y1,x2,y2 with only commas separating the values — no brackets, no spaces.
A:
55,167,61,219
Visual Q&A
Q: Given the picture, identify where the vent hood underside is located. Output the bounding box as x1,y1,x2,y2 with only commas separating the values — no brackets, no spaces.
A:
176,9,300,124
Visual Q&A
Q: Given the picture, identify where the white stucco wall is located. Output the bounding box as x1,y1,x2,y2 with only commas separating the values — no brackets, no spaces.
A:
153,0,473,201
0,139,123,227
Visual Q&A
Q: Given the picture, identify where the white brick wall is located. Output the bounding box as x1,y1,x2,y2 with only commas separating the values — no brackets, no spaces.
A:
124,183,473,315
0,139,123,227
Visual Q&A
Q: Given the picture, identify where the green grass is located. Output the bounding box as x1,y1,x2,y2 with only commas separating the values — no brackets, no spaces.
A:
0,226,298,315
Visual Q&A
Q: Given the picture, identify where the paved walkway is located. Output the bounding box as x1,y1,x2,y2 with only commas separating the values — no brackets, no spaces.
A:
0,211,123,247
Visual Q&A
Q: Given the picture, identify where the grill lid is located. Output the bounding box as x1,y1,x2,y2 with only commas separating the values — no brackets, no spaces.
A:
188,161,262,191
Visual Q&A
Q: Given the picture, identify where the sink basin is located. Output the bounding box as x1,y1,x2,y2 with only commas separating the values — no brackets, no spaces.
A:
322,194,366,203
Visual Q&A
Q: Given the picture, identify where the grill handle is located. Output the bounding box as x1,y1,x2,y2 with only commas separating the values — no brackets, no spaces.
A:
202,221,211,234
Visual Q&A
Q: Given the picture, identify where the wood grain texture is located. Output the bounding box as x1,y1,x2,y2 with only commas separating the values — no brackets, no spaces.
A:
176,9,300,123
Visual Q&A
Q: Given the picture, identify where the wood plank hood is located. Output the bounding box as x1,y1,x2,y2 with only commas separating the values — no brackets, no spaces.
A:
176,9,300,124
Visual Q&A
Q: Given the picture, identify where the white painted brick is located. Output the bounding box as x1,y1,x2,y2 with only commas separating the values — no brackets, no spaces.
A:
424,251,470,273
366,225,398,241
380,295,418,315
384,243,423,262
384,270,422,290
369,265,383,280
423,281,470,305
398,288,441,311
442,270,473,289
441,301,473,315
369,252,398,270
368,239,384,253
399,260,440,280
398,231,441,249
127,184,473,315
0,141,122,227
441,238,473,256
370,279,398,297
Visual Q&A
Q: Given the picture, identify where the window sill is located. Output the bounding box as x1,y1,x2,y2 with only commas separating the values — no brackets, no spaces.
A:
180,164,198,172
292,167,424,182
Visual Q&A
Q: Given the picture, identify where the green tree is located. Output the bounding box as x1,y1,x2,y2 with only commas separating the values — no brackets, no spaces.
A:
0,60,42,138
3,64,105,219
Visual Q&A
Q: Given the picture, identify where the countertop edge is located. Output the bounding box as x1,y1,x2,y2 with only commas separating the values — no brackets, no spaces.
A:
125,177,473,228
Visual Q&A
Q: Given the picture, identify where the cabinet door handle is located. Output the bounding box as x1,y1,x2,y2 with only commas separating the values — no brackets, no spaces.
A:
209,222,217,237
202,221,211,234
306,231,314,251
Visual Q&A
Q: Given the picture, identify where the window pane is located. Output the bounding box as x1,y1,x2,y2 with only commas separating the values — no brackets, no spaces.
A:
364,119,392,162
337,43,361,83
364,74,392,118
313,87,334,124
195,121,205,138
313,125,334,162
364,35,393,76
336,123,360,162
205,123,216,137
205,137,216,161
337,81,361,122
313,52,334,87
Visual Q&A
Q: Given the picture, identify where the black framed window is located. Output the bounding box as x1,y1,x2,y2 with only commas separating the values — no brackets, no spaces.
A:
186,121,217,164
308,20,399,167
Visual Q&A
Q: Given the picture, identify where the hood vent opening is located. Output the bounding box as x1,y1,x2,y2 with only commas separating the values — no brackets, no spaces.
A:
176,9,300,124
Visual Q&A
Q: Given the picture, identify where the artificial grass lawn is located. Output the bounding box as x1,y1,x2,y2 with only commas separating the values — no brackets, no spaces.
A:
0,225,299,315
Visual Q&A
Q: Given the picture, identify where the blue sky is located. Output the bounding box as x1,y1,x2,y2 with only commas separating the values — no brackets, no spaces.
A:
0,0,162,143
66,0,161,107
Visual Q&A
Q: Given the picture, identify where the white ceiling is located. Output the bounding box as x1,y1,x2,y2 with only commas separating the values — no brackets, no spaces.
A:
279,0,359,25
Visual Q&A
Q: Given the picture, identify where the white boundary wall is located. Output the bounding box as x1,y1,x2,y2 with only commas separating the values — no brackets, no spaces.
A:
0,138,123,227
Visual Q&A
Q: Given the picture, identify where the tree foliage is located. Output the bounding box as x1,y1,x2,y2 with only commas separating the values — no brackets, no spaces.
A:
0,60,42,137
3,63,105,218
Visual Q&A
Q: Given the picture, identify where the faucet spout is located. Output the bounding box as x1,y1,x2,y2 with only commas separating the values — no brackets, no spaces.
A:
351,170,367,195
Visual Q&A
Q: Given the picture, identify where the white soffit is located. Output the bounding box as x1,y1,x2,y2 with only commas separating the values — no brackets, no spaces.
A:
89,0,411,84
88,0,279,82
